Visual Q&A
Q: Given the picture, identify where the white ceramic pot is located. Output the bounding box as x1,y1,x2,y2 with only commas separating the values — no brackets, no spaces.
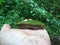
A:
0,24,51,45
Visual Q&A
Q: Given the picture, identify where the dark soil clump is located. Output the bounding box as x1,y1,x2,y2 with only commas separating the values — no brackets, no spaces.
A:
50,36,60,45
17,24,44,30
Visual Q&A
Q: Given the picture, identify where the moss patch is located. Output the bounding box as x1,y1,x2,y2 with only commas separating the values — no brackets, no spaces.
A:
17,19,45,26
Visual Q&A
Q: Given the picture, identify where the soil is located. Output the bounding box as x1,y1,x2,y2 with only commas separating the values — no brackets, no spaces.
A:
50,36,59,45
17,24,44,30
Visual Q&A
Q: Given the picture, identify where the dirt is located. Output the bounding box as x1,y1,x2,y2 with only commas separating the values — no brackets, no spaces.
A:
17,24,44,30
50,36,60,45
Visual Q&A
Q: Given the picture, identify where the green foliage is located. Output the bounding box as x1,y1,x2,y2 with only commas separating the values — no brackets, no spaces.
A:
0,0,4,4
0,0,60,36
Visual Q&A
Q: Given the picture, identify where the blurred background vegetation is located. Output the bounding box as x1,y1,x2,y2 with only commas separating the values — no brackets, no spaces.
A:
0,0,60,45
0,0,60,37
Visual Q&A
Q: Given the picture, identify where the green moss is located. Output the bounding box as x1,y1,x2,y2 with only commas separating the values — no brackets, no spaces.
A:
17,19,45,26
